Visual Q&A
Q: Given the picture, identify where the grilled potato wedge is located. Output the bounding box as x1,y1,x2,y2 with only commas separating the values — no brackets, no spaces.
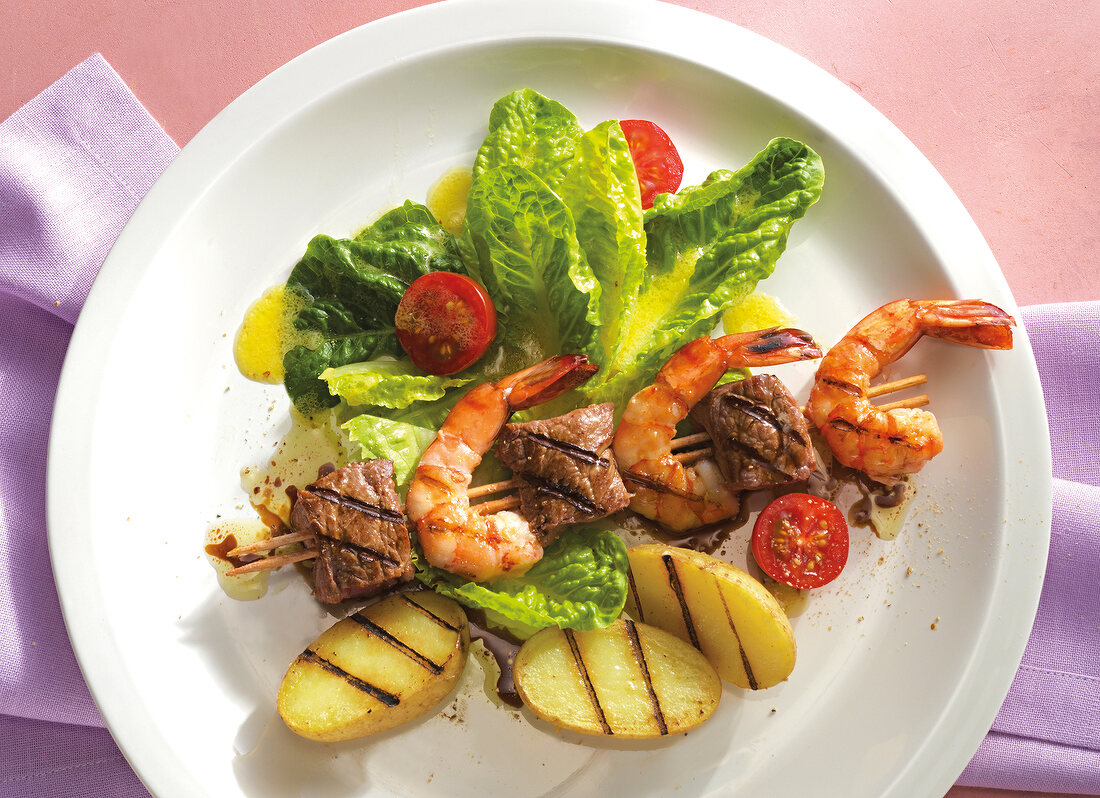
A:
277,591,469,741
625,544,796,690
514,617,720,738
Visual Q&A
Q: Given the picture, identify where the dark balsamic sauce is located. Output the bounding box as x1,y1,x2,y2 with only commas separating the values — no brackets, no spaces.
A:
658,499,752,555
849,479,908,531
204,534,255,569
465,610,523,708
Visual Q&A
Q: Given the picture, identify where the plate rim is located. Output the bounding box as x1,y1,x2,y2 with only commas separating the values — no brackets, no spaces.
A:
46,1,1052,796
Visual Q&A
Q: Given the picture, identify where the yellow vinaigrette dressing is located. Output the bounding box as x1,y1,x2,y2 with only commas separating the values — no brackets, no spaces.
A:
722,292,797,334
427,165,473,237
233,284,316,384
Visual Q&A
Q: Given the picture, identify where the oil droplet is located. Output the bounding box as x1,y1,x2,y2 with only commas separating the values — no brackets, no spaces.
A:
205,518,272,601
240,407,348,524
762,577,810,618
427,165,473,236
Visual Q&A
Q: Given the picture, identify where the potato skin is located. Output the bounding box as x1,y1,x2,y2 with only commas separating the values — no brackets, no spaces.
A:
626,544,796,690
514,617,721,738
277,591,469,741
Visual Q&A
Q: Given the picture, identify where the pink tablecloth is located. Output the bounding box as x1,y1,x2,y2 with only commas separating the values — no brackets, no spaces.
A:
1,54,1097,797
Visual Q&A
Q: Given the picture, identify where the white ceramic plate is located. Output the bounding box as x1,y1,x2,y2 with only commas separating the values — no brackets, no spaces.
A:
48,1,1051,796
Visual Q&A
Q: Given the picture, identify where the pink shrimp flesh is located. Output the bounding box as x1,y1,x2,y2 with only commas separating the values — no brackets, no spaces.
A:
613,328,822,531
405,354,597,582
805,299,1015,485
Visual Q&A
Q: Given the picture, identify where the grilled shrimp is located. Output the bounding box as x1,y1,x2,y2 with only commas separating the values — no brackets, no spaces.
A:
406,354,597,582
805,299,1015,485
613,328,822,531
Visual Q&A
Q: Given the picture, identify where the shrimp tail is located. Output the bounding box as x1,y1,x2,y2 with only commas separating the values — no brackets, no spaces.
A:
915,300,1016,350
500,354,598,410
716,327,823,366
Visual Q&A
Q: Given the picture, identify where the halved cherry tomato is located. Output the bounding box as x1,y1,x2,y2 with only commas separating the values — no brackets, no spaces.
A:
619,119,684,210
751,493,849,590
394,273,497,375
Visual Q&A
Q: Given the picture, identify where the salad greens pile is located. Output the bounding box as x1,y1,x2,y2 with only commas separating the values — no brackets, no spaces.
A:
277,88,824,636
413,527,630,639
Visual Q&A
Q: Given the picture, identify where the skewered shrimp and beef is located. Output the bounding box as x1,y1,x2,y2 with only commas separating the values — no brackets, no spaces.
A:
688,374,816,491
288,460,414,603
805,299,1015,485
405,354,598,583
613,327,822,531
495,402,631,542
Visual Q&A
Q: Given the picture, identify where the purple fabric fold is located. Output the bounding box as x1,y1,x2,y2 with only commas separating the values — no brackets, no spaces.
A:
0,715,147,798
957,302,1100,795
0,54,1097,797
0,53,178,325
1,53,175,798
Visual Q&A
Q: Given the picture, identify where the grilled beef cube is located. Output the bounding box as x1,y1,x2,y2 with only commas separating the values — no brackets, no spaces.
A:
310,537,412,604
289,460,413,604
688,375,816,491
495,403,631,541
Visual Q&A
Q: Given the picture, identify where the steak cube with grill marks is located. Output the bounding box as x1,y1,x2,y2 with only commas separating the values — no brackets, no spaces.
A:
495,403,631,542
688,375,816,491
289,460,413,604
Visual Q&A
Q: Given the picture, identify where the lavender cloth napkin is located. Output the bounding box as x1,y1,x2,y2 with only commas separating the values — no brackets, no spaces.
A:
0,54,175,798
1,55,1097,797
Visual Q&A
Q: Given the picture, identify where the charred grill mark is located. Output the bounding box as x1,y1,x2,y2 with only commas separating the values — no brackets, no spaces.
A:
662,554,700,650
413,460,471,491
621,470,699,501
722,438,795,477
520,431,610,467
626,568,644,623
715,584,758,690
722,393,782,428
828,418,860,434
826,418,922,450
350,613,444,674
337,540,402,569
563,629,612,735
720,393,809,448
400,593,461,633
307,487,405,526
526,476,602,516
820,376,862,396
624,618,668,736
300,649,400,706
783,421,809,448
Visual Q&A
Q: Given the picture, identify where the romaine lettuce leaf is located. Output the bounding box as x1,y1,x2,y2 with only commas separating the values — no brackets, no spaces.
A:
553,120,647,371
412,527,629,637
320,359,471,409
282,201,465,411
583,137,825,409
341,414,436,488
473,89,583,188
283,334,400,413
461,164,599,360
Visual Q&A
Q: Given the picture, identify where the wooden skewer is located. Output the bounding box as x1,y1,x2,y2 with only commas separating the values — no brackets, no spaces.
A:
224,477,522,574
468,478,518,499
226,373,929,575
867,373,927,398
227,530,314,558
875,394,930,412
226,547,318,576
674,373,930,466
473,495,522,514
674,447,714,465
669,431,711,449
